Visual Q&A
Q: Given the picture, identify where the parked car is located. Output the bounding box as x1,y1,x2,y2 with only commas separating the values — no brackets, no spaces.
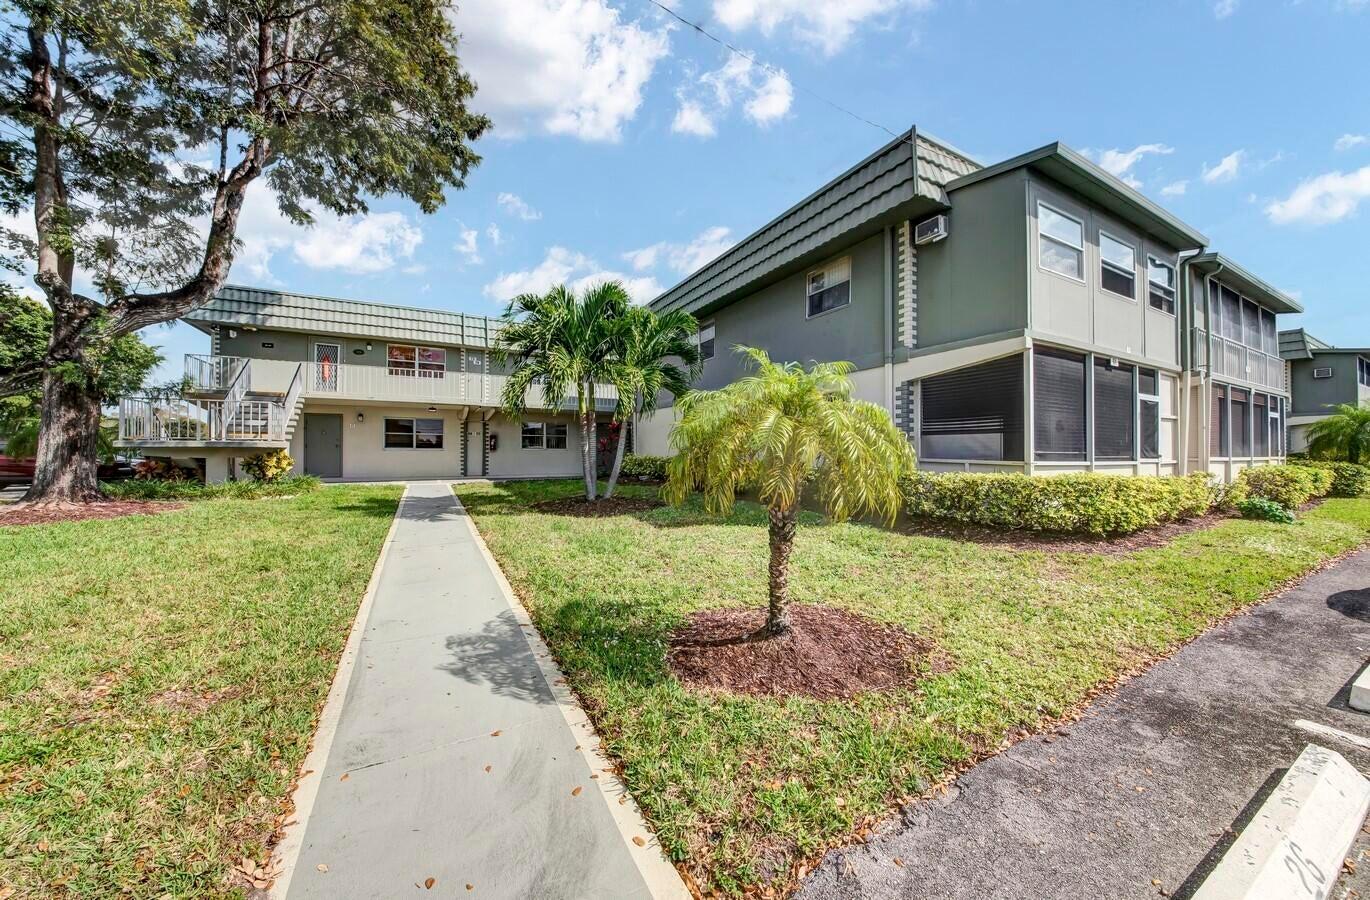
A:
0,455,135,484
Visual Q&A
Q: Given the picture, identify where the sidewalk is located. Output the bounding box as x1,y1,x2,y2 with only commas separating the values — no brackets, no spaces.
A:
799,546,1370,899
282,482,667,899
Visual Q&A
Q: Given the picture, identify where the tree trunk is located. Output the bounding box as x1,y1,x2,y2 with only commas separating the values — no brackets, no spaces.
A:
22,367,104,504
763,505,797,636
588,414,598,498
579,391,595,501
602,415,630,499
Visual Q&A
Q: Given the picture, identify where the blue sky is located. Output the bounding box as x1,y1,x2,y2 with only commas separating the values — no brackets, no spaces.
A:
134,0,1368,381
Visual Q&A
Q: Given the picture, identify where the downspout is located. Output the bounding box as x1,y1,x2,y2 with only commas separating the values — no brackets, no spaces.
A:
1175,248,1201,474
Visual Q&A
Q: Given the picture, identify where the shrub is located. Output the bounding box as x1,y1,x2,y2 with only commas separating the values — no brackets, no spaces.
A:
1236,464,1334,510
132,457,197,482
103,474,322,501
1237,498,1296,524
242,449,294,482
1289,460,1370,498
621,454,669,481
900,471,1216,536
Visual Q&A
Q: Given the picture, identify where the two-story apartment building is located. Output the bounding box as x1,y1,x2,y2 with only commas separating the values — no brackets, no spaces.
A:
116,286,617,481
1279,328,1370,453
642,128,1301,483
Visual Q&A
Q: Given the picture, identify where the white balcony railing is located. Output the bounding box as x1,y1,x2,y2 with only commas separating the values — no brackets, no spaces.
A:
303,362,618,410
118,397,287,444
185,354,248,392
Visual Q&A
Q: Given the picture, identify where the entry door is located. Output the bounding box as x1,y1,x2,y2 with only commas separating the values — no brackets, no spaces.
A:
303,413,343,477
314,342,340,392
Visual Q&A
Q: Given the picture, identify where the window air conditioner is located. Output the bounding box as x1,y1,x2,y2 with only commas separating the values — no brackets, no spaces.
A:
914,215,949,245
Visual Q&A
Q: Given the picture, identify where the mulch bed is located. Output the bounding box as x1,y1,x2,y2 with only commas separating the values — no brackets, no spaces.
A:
0,500,184,528
899,511,1235,555
532,496,663,517
668,603,938,700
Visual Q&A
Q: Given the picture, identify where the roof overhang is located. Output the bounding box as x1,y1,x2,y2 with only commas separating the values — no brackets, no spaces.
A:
945,142,1208,251
1192,253,1303,314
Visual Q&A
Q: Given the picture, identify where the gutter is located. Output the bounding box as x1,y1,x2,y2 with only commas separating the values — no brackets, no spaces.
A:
1176,248,1203,475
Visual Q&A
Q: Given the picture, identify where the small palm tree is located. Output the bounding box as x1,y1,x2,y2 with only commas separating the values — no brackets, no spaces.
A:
602,305,703,499
663,346,915,636
494,283,628,500
1306,402,1370,463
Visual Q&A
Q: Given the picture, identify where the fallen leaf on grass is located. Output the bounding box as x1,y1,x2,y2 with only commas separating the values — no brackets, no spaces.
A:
571,786,583,797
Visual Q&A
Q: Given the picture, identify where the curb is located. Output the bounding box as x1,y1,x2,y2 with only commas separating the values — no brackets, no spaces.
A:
1194,743,1370,900
268,484,408,900
1351,666,1370,713
449,485,692,900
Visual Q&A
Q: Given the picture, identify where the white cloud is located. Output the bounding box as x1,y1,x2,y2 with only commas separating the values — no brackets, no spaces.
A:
454,224,482,265
292,212,423,274
484,245,663,304
671,100,717,138
1087,143,1174,189
712,0,931,55
497,192,542,221
624,226,734,276
1265,165,1370,226
486,223,503,246
1160,180,1188,197
1213,0,1239,18
673,55,793,138
1202,150,1246,184
452,0,670,142
1335,133,1369,152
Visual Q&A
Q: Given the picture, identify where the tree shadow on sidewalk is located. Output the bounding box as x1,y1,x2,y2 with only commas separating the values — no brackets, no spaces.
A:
438,610,556,707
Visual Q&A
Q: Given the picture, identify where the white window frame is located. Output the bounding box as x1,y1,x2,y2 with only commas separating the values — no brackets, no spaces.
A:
520,421,545,449
805,256,852,319
696,322,715,361
387,343,447,378
1138,367,1161,460
1097,230,1137,301
383,416,444,450
1036,201,1086,283
1146,255,1176,316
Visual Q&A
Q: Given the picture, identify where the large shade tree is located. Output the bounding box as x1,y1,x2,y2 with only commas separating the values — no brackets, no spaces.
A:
601,304,701,499
663,346,915,636
1306,402,1370,464
493,282,628,501
0,0,488,503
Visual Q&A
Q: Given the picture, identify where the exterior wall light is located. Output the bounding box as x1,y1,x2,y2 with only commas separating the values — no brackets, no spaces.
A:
356,412,365,423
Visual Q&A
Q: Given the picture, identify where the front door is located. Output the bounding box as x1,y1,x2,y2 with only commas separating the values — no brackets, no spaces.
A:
303,413,343,478
314,342,340,392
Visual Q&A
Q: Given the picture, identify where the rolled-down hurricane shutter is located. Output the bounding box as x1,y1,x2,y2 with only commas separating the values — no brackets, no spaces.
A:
920,354,1024,461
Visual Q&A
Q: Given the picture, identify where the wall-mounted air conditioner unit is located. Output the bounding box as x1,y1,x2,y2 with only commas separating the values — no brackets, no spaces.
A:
1313,367,1333,379
914,215,949,245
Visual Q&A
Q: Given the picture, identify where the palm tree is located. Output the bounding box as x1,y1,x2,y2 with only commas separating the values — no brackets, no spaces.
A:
663,346,916,636
493,282,628,500
1306,402,1370,463
601,306,703,499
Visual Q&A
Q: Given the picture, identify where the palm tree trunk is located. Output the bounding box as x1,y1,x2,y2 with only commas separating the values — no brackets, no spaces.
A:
602,394,635,499
578,390,594,501
764,505,797,636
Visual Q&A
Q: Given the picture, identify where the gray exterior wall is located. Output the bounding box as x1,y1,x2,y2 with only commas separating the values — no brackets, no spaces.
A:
687,232,890,394
1289,351,1370,416
916,170,1029,347
218,327,469,373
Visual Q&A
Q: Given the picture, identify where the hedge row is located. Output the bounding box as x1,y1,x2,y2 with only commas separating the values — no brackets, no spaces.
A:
102,474,323,501
900,471,1215,536
621,454,669,481
1289,460,1370,498
1230,464,1335,510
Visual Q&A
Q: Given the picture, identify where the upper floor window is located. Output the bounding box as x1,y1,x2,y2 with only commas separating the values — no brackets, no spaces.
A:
1098,232,1136,299
806,257,851,317
388,344,446,378
1360,357,1370,387
1037,203,1083,280
1147,257,1176,315
697,323,715,361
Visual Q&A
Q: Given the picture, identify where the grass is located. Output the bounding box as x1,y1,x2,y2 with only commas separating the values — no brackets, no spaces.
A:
0,484,401,898
456,479,1370,895
100,475,323,501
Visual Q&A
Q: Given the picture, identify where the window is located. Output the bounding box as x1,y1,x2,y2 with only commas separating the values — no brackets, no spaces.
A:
388,344,446,378
1093,358,1135,460
1147,257,1176,315
920,355,1024,461
521,421,544,449
1211,384,1228,457
546,423,568,449
1099,232,1136,299
1038,203,1084,279
806,257,851,317
384,417,443,450
1261,310,1277,356
697,323,715,361
1253,393,1269,456
1360,357,1370,387
1033,348,1087,462
1139,368,1160,460
1242,300,1261,350
1220,285,1242,341
1231,388,1250,457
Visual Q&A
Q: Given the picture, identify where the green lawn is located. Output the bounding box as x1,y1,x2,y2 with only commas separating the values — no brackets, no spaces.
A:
0,485,401,899
457,479,1370,895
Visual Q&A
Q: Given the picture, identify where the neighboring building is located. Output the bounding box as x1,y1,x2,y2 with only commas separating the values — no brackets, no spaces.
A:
1279,328,1370,453
115,286,618,482
643,128,1301,482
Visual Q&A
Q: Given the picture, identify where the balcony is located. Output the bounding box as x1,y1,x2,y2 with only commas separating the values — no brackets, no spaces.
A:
303,361,618,411
117,396,291,446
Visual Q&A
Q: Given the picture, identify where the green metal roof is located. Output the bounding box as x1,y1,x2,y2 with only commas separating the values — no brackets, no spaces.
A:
945,142,1208,250
185,285,504,348
1192,253,1304,314
1279,327,1370,360
649,127,980,317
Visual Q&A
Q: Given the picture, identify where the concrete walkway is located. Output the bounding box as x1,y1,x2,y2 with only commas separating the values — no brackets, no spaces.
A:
284,482,660,899
799,546,1370,900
